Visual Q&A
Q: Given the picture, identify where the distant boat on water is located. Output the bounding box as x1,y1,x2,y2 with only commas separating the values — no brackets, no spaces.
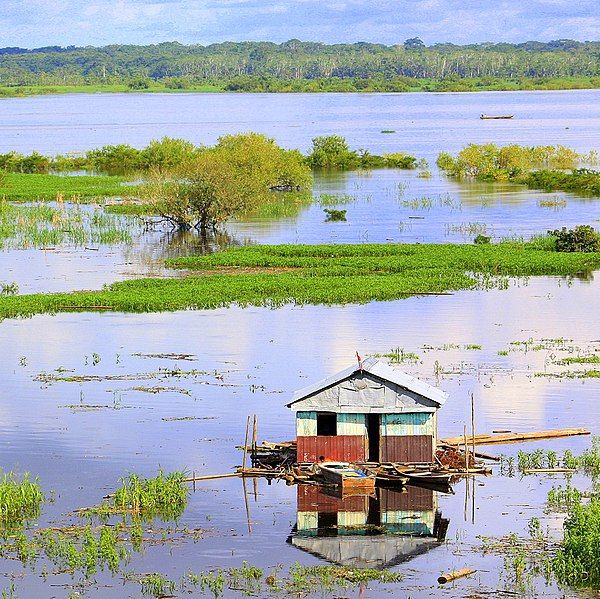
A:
480,114,514,120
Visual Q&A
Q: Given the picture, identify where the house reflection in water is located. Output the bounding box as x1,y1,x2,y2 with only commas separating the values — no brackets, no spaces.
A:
288,484,449,568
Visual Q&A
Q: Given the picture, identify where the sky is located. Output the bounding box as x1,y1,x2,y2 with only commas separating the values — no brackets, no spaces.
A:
0,0,598,48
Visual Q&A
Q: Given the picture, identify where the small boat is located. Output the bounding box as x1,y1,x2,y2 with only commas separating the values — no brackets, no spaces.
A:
317,462,376,491
480,114,514,120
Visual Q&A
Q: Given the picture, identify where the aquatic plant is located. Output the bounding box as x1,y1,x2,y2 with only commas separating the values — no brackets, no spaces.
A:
437,144,583,181
0,241,599,319
0,201,138,249
0,472,44,529
323,208,347,222
140,573,177,597
514,438,600,477
0,282,18,296
377,347,420,363
112,471,188,521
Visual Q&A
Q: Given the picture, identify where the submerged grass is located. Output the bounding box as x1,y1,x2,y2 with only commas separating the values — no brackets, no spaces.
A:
0,242,599,318
0,172,139,202
0,201,139,248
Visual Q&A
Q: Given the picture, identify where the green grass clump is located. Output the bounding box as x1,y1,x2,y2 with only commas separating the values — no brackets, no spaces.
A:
0,242,599,319
140,573,177,597
0,172,139,202
0,472,43,529
515,438,600,476
112,471,188,522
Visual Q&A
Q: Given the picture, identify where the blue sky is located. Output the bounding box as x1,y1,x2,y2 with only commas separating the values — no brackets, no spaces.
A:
1,0,598,48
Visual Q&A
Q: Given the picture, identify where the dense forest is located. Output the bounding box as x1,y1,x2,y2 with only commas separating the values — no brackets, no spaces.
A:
1,39,599,93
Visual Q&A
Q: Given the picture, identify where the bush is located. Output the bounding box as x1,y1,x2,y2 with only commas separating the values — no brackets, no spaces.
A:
549,225,600,253
307,135,359,170
127,78,151,90
474,234,491,245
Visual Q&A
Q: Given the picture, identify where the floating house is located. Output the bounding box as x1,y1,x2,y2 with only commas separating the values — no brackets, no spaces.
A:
287,357,447,464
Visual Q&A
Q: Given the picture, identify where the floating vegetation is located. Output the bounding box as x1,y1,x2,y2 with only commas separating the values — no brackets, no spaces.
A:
34,367,210,384
400,196,433,209
0,242,599,319
0,472,44,530
555,355,600,365
0,200,139,249
535,370,600,379
133,352,196,360
445,222,488,236
375,347,420,363
139,573,177,597
323,208,347,222
142,562,405,598
537,197,567,209
507,438,600,477
422,343,482,351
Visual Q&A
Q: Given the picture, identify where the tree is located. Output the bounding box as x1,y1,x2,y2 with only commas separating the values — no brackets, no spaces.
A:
307,135,359,169
143,133,311,232
139,137,198,172
404,38,425,50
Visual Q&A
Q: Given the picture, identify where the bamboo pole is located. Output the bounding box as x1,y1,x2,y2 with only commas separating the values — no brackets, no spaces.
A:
184,473,241,482
464,424,469,475
252,414,258,460
438,568,476,584
471,392,476,463
242,415,251,473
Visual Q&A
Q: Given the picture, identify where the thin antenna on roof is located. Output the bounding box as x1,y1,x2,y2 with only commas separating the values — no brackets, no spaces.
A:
356,351,363,371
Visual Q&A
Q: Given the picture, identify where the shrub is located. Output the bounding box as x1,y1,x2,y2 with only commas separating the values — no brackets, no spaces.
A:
474,234,491,245
549,225,600,253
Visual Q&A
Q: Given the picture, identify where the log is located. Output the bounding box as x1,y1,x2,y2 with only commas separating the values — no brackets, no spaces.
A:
438,568,476,584
441,428,590,447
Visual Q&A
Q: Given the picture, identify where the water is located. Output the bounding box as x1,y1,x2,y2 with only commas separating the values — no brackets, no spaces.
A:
0,90,599,597
1,90,598,160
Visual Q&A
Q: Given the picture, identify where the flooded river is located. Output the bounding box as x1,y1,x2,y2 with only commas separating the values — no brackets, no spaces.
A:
0,90,599,597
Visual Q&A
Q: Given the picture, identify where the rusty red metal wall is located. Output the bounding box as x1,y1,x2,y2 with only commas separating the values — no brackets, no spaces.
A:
380,435,433,463
296,435,366,463
297,484,369,513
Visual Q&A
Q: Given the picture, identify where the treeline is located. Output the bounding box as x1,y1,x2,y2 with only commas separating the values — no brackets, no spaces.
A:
0,39,599,90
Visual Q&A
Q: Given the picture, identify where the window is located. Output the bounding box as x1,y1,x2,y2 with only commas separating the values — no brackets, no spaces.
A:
316,412,337,436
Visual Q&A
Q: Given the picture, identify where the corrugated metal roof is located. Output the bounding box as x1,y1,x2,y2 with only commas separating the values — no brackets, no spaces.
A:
288,357,447,408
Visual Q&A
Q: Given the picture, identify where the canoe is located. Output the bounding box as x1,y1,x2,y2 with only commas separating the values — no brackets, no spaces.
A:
317,462,376,491
480,114,514,119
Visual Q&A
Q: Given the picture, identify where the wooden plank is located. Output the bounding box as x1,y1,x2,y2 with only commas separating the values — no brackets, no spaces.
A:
440,428,590,447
